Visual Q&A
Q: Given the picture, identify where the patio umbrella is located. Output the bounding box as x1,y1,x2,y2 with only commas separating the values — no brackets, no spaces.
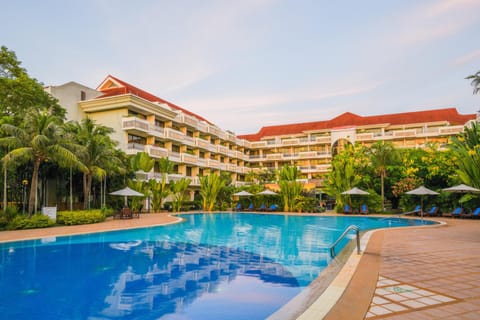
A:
443,184,480,193
406,186,439,220
341,187,369,212
110,187,144,206
233,190,254,197
341,187,369,195
257,189,278,195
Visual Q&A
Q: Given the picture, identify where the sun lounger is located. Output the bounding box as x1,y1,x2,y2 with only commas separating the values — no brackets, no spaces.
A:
267,204,279,211
443,207,462,218
396,205,421,216
460,207,480,219
343,204,353,214
245,203,254,211
258,204,266,211
360,204,368,214
425,206,439,217
234,203,242,211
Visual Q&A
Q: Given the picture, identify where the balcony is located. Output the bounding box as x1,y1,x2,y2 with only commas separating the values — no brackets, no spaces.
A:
145,145,168,158
298,164,331,173
250,141,267,148
393,130,417,138
316,136,331,144
216,145,229,155
195,138,215,152
126,143,146,154
207,125,227,140
207,159,220,169
183,135,196,147
356,133,374,141
181,153,199,165
165,128,186,142
281,138,299,146
122,117,150,135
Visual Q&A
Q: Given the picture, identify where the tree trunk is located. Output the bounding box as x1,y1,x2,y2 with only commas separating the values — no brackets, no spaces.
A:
28,159,41,217
83,173,93,209
381,173,385,212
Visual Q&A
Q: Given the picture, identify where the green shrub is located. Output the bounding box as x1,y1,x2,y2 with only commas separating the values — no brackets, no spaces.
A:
57,210,106,225
7,214,56,230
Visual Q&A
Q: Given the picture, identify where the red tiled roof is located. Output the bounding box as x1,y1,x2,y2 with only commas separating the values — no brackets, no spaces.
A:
96,75,211,124
238,108,476,141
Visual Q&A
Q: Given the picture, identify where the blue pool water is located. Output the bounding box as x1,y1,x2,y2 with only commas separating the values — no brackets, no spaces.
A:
0,213,433,319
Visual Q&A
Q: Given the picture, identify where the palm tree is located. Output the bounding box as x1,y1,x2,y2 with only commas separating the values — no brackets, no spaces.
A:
0,108,86,216
368,142,398,211
449,122,480,188
200,174,225,211
170,178,191,212
67,118,122,209
323,144,361,212
278,165,302,212
466,71,480,94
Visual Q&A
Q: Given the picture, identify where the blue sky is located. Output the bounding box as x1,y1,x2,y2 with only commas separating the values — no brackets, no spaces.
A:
2,0,479,134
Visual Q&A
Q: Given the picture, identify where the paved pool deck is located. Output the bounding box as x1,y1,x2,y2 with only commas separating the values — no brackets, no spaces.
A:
1,213,479,319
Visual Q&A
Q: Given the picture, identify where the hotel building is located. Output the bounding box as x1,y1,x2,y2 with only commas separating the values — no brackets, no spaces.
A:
46,76,477,190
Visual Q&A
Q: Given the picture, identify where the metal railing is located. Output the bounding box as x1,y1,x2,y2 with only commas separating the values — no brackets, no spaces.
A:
329,225,361,258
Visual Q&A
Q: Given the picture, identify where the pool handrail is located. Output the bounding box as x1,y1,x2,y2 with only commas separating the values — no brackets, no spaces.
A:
329,225,361,258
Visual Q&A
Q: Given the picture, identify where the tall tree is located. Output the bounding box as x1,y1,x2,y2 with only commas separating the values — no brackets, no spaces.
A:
200,174,225,211
0,108,86,215
367,142,398,211
278,165,302,212
466,70,480,94
449,122,480,189
147,157,174,212
67,118,123,209
170,178,191,212
323,144,363,212
0,46,65,124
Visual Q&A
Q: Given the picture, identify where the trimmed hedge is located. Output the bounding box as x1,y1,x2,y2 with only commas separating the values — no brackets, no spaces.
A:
7,214,56,230
57,210,106,225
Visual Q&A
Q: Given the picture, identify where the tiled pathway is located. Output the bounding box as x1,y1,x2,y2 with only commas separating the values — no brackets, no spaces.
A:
325,218,480,320
367,276,456,318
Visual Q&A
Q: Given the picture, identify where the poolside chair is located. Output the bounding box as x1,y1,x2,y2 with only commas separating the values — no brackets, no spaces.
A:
465,207,480,218
442,207,462,218
245,203,254,211
343,204,353,214
258,204,267,211
234,203,242,211
268,204,279,211
425,206,439,217
360,204,368,215
461,207,480,219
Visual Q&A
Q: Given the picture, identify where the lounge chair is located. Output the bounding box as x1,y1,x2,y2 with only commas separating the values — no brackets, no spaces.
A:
461,207,480,219
425,206,439,217
258,204,266,211
360,204,368,214
443,207,462,218
245,203,254,211
343,204,353,214
234,203,242,211
268,204,279,211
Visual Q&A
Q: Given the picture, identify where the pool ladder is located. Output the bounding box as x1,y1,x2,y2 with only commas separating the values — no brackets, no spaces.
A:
329,225,361,258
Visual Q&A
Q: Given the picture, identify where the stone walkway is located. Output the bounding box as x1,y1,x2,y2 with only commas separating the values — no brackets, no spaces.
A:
0,212,181,242
325,218,480,319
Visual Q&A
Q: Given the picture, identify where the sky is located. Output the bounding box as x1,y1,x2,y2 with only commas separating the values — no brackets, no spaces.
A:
1,0,480,135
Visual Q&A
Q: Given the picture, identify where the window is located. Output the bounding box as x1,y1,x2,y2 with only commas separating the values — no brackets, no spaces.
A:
80,90,86,101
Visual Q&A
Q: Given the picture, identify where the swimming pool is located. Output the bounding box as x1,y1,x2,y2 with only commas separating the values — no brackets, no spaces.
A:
0,213,433,319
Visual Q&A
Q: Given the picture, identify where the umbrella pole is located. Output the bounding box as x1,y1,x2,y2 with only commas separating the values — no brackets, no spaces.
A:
421,196,424,222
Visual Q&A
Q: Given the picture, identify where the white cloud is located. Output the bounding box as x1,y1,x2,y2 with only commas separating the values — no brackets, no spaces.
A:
452,49,480,66
395,0,480,46
181,80,381,114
